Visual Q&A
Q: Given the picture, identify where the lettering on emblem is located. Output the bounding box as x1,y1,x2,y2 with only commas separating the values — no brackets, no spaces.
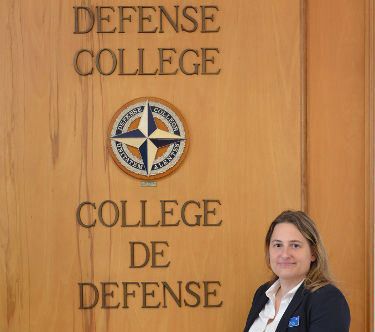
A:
108,97,189,180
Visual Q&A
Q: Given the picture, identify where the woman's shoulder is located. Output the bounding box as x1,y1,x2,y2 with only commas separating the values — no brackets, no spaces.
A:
306,283,350,316
300,284,350,331
308,283,347,301
304,283,350,328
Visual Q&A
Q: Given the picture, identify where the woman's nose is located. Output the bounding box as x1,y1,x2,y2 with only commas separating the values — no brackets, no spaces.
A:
281,246,291,258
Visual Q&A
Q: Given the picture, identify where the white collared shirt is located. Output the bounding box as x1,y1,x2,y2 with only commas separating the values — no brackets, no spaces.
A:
248,279,304,332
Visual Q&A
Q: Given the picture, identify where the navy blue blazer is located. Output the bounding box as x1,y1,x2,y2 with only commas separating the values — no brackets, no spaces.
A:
243,282,350,332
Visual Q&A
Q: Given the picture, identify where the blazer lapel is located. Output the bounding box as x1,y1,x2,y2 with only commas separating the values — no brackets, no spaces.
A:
244,293,269,332
276,283,307,332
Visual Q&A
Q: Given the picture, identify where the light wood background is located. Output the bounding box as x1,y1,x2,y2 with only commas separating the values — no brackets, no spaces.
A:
0,0,372,331
307,0,373,331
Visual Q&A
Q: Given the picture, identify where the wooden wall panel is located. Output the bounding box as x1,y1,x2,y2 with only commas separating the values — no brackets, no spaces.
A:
3,0,373,331
307,0,371,331
0,0,322,331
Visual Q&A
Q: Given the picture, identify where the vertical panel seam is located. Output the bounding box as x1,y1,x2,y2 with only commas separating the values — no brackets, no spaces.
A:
367,0,375,329
300,0,308,213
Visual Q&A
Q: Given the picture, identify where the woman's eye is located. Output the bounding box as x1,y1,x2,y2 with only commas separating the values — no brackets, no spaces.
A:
291,244,300,248
273,243,281,248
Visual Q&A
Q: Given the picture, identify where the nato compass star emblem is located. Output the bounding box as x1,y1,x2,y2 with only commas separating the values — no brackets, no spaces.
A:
108,97,189,180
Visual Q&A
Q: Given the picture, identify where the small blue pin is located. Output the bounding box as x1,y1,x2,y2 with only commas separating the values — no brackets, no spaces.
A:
288,316,300,327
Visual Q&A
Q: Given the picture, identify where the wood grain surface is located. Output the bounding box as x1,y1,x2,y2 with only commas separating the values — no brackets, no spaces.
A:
307,0,371,331
0,0,371,331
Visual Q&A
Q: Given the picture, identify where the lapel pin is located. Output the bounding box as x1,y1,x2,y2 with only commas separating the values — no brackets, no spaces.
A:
288,316,300,327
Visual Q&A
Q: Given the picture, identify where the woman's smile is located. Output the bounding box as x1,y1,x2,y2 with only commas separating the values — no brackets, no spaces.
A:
277,262,296,267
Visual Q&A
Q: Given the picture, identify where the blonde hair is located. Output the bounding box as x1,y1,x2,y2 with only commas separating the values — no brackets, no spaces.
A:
265,210,334,292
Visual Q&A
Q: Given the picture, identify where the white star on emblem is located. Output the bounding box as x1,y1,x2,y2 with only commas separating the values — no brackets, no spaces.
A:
111,100,185,176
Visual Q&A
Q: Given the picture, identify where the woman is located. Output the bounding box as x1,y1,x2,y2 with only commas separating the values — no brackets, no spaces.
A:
243,210,350,332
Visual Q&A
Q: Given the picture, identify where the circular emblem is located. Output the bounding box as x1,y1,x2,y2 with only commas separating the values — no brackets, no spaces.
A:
108,97,189,180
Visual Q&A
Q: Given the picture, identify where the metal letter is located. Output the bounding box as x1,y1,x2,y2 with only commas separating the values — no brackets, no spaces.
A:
96,48,117,75
162,281,182,307
159,48,178,75
151,241,170,268
140,200,160,226
179,49,200,75
203,281,223,307
121,200,140,226
184,281,201,307
142,282,161,308
201,6,220,33
79,283,99,309
74,7,94,34
138,49,158,75
73,49,94,76
160,200,179,225
96,6,116,33
119,6,136,33
130,241,150,268
159,6,179,33
76,201,96,228
138,6,157,33
98,200,119,227
122,282,140,308
201,48,221,75
101,282,120,309
118,49,138,75
203,199,222,226
181,6,198,32
181,200,201,226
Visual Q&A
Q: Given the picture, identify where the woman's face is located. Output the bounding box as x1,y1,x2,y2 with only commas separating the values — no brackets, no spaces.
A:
269,222,315,285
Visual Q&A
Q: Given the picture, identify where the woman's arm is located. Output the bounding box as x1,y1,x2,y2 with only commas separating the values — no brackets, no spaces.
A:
309,285,350,332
